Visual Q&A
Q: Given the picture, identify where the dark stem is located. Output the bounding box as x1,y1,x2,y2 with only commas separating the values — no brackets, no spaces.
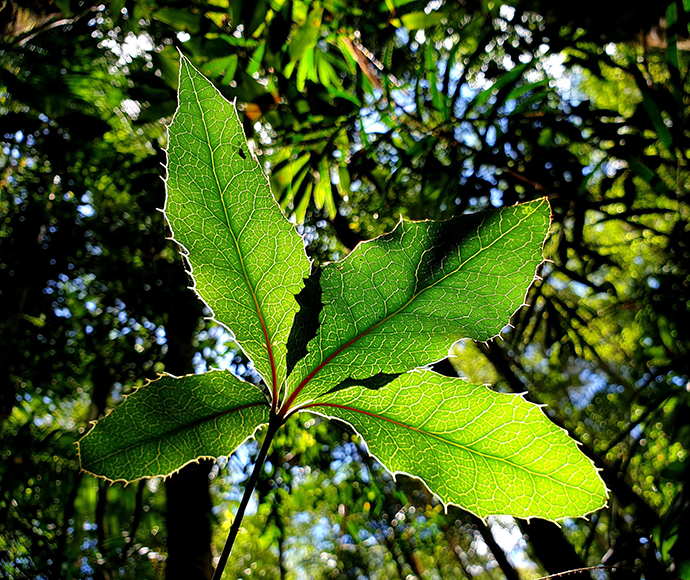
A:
212,418,281,580
125,480,147,560
470,514,521,580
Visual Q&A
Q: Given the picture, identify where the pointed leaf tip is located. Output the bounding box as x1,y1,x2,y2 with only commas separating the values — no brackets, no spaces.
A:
313,369,606,520
79,372,270,482
166,56,311,394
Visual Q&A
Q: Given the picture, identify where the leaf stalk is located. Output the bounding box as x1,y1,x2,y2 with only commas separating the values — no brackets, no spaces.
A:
211,416,281,580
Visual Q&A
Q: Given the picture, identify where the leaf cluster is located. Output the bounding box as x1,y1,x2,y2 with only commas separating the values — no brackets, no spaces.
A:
79,57,605,537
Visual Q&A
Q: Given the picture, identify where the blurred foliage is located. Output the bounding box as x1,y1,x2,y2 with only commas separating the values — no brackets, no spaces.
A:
1,0,689,579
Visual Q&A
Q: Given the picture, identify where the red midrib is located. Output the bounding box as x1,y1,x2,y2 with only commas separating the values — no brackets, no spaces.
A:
299,402,416,430
280,321,382,414
280,202,542,415
254,301,278,405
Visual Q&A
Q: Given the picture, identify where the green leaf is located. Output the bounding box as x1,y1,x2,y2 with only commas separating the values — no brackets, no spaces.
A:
246,41,267,76
152,9,201,33
666,2,680,71
220,55,240,86
296,46,315,92
314,156,334,216
288,6,323,62
311,369,607,519
78,372,270,482
201,55,239,78
285,199,550,404
425,41,444,115
640,90,673,152
166,55,311,394
395,11,447,29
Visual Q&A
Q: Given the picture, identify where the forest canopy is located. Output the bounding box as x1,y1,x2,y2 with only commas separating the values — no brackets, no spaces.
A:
1,1,689,580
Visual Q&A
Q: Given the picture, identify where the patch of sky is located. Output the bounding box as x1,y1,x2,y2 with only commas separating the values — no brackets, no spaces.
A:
86,242,103,256
569,368,608,409
455,120,480,149
476,164,498,185
602,157,627,177
499,5,516,21
570,280,591,297
77,204,95,218
630,424,643,440
154,326,166,345
120,99,141,120
504,141,518,160
488,516,537,572
460,157,475,179
54,307,72,318
501,93,520,116
212,443,260,515
100,31,155,66
33,414,54,428
671,375,687,387
360,108,387,135
485,125,497,146
548,275,568,291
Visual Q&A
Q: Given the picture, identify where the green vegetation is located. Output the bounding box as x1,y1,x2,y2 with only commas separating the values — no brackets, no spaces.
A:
1,1,689,579
80,60,603,576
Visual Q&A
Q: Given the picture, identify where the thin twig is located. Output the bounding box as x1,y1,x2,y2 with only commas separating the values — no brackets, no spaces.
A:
536,565,680,579
15,5,96,46
212,419,280,580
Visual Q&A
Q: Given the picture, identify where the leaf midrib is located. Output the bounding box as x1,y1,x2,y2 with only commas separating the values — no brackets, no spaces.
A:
82,401,267,467
184,60,278,395
311,401,597,498
288,201,544,405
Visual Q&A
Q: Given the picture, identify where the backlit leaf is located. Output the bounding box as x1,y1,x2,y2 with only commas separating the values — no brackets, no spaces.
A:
80,61,604,529
79,372,269,482
166,55,311,394
285,199,550,404
312,369,607,519
288,6,323,62
396,11,447,30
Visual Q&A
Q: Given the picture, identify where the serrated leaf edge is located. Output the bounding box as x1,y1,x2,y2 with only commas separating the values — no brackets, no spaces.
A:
163,52,294,402
76,370,270,485
303,373,609,523
284,198,552,409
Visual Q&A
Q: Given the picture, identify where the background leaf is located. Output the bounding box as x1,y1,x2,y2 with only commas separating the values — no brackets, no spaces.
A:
313,369,607,519
166,56,311,393
79,371,270,482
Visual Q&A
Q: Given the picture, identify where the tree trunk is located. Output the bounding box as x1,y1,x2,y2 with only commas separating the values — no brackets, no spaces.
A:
166,459,214,580
520,518,585,575
163,296,213,580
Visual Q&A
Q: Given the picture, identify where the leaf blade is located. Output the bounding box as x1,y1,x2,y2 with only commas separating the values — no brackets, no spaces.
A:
166,55,311,394
287,199,550,404
312,370,607,519
78,372,270,482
